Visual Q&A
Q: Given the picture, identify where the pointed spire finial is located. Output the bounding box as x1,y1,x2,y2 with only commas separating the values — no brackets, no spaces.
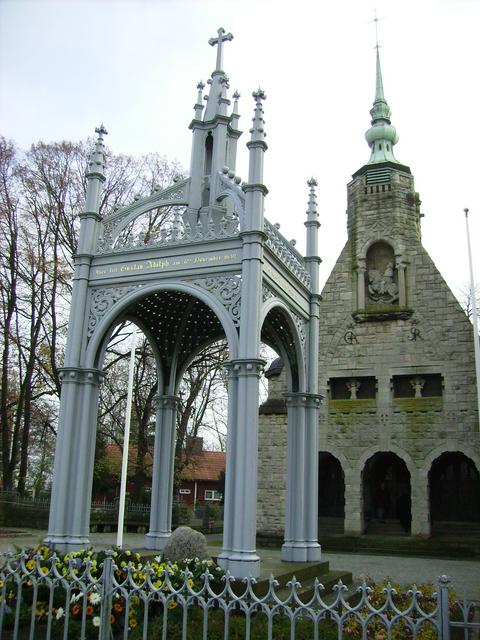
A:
307,178,319,218
208,27,234,72
369,8,384,52
249,89,267,143
95,123,108,138
87,123,108,180
194,81,205,118
364,35,400,165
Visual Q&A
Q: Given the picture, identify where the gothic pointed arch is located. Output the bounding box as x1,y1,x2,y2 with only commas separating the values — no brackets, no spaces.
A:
260,299,306,393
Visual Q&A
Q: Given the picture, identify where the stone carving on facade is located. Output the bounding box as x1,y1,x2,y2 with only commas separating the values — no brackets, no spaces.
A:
365,219,404,239
367,262,399,304
410,375,425,398
343,324,359,345
87,284,145,338
191,276,242,326
408,319,422,341
346,378,361,399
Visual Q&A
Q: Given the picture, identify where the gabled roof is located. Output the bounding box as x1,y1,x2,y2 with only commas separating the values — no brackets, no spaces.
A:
180,451,226,482
103,444,225,482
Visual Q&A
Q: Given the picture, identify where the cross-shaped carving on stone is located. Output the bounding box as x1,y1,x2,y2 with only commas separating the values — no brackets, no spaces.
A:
209,27,234,71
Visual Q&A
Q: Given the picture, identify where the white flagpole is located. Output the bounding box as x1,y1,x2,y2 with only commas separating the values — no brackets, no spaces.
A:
117,325,137,547
464,208,480,430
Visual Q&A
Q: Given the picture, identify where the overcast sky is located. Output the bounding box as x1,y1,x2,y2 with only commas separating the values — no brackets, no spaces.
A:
1,0,479,300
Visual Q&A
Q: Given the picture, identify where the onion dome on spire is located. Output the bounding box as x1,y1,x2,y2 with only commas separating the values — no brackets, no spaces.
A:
365,48,399,165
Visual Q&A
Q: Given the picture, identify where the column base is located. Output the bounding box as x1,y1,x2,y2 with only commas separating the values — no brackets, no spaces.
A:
145,532,171,551
217,550,261,579
44,533,91,553
281,542,322,563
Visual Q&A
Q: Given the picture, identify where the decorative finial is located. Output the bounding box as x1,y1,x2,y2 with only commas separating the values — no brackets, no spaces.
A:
95,123,108,138
369,8,384,52
87,124,108,180
306,178,319,218
364,35,400,165
252,88,266,102
208,27,234,72
194,82,205,118
249,89,267,142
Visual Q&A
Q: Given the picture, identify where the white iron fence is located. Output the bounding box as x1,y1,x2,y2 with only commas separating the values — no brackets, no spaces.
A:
0,550,479,639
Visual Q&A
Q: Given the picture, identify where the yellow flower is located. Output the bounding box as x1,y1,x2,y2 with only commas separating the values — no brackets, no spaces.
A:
40,567,49,575
26,559,35,571
0,579,4,588
167,601,177,610
130,619,138,628
187,579,194,588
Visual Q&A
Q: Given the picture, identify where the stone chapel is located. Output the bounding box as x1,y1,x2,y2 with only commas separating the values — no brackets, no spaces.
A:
257,48,480,540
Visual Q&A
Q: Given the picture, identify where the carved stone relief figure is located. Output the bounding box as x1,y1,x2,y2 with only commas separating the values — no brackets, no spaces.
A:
365,241,399,305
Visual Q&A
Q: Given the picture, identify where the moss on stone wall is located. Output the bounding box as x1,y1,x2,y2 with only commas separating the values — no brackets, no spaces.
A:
329,399,376,412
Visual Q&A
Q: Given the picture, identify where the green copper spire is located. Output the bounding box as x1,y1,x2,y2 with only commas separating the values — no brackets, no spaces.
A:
365,48,399,164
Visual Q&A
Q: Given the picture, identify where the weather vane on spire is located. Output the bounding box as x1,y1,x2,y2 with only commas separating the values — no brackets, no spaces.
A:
369,8,384,51
209,27,234,72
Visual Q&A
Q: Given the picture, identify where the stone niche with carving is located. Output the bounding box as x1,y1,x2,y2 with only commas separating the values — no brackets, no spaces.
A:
365,242,399,306
353,240,411,322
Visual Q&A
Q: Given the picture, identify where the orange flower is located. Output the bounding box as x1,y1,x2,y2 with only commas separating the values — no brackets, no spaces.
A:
86,605,94,616
113,603,123,612
110,614,116,624
71,604,81,616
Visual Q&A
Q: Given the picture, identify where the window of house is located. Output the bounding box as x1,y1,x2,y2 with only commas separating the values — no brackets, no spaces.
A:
392,374,443,398
329,376,376,400
204,490,222,501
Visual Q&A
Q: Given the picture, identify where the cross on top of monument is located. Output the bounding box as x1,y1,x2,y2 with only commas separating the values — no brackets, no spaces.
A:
208,27,234,72
369,8,384,51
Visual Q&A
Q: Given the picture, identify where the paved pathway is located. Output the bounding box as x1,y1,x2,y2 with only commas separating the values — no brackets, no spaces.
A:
1,528,478,600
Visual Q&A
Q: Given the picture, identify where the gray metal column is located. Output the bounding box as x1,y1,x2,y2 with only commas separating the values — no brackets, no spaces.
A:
145,394,179,550
282,393,308,561
46,127,106,551
44,368,103,551
218,363,238,563
218,91,268,578
303,394,322,560
218,359,264,577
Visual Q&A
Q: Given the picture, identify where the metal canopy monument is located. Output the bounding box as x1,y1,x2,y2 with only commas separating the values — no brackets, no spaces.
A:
46,29,322,578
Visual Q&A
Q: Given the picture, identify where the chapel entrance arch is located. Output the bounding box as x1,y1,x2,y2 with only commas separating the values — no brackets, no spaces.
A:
429,452,480,534
318,453,345,533
362,452,411,534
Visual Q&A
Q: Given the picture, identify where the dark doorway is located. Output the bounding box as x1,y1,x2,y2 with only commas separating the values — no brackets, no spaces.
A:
318,453,345,533
362,452,411,534
429,452,480,529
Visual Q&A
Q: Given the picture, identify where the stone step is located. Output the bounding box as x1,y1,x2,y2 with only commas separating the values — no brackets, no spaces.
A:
432,521,480,539
318,516,345,534
366,519,409,535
